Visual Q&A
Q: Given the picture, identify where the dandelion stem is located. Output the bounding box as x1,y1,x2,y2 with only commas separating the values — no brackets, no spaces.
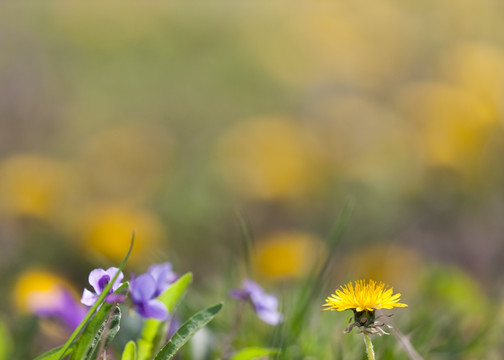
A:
364,334,376,360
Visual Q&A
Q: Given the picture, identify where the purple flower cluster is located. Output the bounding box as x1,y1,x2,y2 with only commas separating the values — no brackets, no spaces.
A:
80,263,177,321
231,279,283,325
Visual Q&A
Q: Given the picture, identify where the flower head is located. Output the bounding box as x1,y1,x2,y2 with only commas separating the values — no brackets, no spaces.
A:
323,280,407,335
81,267,124,307
130,273,169,321
147,262,178,297
323,280,407,312
231,280,283,325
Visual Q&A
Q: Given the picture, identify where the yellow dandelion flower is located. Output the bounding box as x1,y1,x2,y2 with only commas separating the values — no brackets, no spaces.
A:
323,280,407,312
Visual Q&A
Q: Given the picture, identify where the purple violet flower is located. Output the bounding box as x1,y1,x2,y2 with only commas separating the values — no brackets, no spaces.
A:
147,262,178,297
231,280,284,325
130,273,169,321
32,288,87,330
81,267,125,306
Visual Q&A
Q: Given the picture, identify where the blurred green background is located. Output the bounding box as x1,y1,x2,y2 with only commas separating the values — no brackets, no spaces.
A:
1,1,504,358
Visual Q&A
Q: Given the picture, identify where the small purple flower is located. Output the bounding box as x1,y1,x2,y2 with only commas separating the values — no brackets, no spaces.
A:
147,262,178,297
130,273,169,320
32,288,87,330
231,280,284,325
81,267,124,307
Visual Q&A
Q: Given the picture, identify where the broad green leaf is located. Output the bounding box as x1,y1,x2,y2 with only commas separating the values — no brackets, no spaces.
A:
55,235,134,360
121,341,137,360
137,273,192,360
230,347,279,360
158,273,193,312
154,303,223,360
70,305,121,360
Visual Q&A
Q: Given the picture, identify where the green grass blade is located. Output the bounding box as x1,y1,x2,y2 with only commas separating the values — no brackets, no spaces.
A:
121,341,137,360
235,210,255,276
154,303,223,360
137,273,193,360
55,234,135,360
70,305,121,360
274,202,353,360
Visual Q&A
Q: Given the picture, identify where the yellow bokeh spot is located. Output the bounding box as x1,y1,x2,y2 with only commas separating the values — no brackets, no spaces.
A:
339,244,425,295
80,204,164,262
253,231,323,281
12,269,76,313
397,82,496,171
0,154,71,220
239,1,410,89
440,43,504,116
215,116,325,200
309,94,420,193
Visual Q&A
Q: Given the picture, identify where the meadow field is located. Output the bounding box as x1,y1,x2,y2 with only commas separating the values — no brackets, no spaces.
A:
1,1,504,359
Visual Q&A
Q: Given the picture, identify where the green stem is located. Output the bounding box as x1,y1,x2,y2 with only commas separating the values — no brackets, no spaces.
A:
363,334,375,360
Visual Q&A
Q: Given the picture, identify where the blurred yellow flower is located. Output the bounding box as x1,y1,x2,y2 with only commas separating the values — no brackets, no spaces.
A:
339,245,425,295
253,231,324,282
239,1,411,89
12,269,76,313
308,94,420,193
323,279,407,312
0,155,71,220
215,116,326,200
440,43,504,117
397,82,496,171
80,204,164,263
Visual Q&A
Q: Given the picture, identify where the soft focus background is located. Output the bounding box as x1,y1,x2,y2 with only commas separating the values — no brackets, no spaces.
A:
1,1,504,359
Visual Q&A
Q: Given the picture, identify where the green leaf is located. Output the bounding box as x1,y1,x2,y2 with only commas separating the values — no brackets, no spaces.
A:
154,303,223,360
137,273,193,360
230,347,279,360
70,304,121,360
121,341,137,360
158,273,193,312
55,234,135,360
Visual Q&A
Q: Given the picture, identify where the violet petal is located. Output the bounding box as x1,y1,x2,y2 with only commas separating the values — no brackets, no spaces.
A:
81,288,98,306
142,299,169,321
88,269,108,294
103,267,124,292
131,273,156,303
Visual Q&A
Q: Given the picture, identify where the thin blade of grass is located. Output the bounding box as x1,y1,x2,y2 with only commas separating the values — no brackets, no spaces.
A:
55,233,135,360
274,201,353,359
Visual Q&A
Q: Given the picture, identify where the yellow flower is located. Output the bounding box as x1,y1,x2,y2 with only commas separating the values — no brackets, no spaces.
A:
79,203,164,263
253,231,324,282
0,154,72,220
215,115,326,200
12,269,77,313
323,280,407,312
